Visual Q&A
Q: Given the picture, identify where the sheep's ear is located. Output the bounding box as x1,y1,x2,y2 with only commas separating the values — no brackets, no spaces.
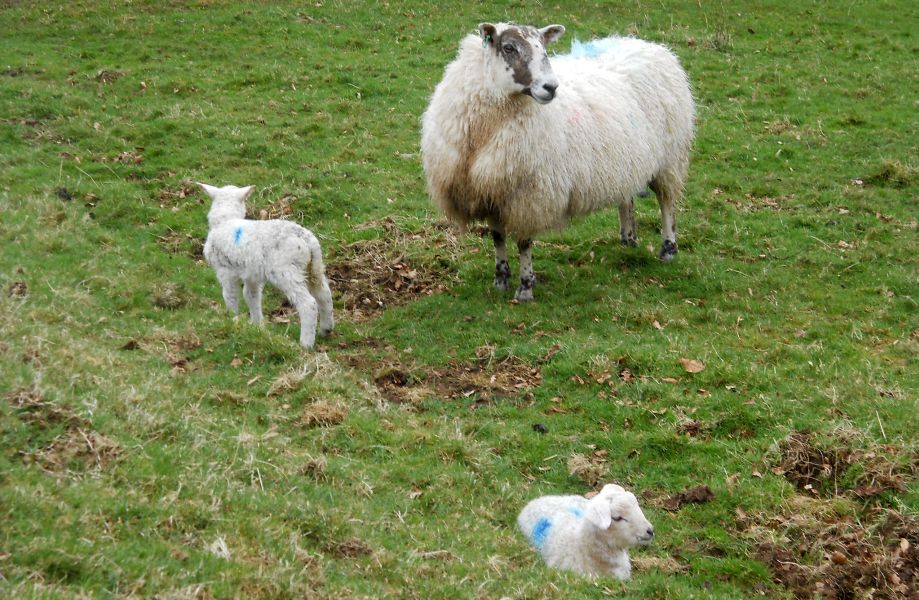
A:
240,185,255,201
540,24,566,45
478,23,497,46
585,495,612,529
197,182,220,199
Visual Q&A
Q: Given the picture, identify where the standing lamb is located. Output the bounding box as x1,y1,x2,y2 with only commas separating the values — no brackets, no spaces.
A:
517,483,654,579
420,23,695,301
200,183,334,349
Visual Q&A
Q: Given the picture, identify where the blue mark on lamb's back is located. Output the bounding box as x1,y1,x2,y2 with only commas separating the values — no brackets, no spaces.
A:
233,227,243,245
531,518,553,550
567,506,584,518
557,37,624,60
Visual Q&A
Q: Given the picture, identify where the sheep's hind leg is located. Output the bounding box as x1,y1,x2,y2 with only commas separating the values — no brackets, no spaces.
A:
269,268,319,349
650,177,678,262
491,228,511,291
618,197,637,247
216,269,241,319
514,239,536,302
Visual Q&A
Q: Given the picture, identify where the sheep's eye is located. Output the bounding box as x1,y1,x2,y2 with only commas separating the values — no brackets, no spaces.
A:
502,44,517,54
612,516,626,522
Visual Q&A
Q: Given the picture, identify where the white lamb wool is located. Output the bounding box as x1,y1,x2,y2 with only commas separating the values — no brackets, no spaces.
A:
421,23,695,301
200,183,333,349
517,483,654,579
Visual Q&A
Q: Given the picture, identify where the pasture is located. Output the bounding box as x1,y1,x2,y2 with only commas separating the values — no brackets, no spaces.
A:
1,1,916,598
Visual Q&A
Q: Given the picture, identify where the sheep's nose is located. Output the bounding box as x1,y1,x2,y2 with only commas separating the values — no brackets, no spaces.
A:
542,82,558,98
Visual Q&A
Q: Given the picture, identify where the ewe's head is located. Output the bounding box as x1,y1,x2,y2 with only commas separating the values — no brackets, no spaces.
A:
198,182,254,227
478,22,565,104
584,484,654,548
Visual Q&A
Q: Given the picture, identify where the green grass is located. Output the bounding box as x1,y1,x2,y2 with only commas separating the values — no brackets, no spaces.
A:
1,1,917,598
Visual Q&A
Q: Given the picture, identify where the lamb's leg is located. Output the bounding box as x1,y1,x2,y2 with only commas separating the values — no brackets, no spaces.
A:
618,197,637,247
491,227,511,291
216,269,241,318
307,273,334,338
514,239,536,302
270,268,318,348
242,279,264,325
650,176,679,262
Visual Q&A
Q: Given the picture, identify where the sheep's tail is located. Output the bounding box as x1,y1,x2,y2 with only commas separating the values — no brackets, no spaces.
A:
305,234,327,285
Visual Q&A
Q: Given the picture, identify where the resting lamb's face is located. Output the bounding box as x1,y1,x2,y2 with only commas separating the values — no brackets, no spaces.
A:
585,484,655,548
478,22,565,104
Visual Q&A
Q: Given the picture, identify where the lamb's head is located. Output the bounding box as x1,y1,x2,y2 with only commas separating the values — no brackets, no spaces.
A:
198,182,254,228
584,484,654,548
478,22,565,104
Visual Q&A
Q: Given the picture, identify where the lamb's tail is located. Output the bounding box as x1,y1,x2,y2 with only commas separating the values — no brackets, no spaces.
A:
305,233,327,285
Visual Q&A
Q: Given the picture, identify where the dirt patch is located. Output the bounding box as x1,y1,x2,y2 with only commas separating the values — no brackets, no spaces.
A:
121,330,202,373
157,228,204,259
7,280,27,298
663,485,715,511
325,537,373,558
4,387,120,473
773,430,918,498
325,217,460,321
745,499,919,599
343,348,541,407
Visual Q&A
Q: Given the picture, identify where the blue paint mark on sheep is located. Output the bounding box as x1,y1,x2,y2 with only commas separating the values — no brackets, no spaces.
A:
559,38,624,60
233,227,243,246
531,518,552,550
567,506,584,518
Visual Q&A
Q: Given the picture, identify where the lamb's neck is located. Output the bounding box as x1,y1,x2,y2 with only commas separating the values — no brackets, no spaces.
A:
580,524,630,572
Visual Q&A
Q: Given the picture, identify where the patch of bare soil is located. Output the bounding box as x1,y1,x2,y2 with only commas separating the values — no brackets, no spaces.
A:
325,217,460,321
325,537,373,558
773,430,918,498
663,485,715,511
745,501,919,599
120,330,202,374
4,387,120,473
342,344,541,407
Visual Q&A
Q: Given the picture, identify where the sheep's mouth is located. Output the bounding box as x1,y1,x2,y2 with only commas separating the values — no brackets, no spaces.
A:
522,88,555,105
637,534,654,545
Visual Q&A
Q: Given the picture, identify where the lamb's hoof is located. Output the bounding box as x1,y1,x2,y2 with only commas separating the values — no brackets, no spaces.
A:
514,287,534,302
659,240,678,262
620,237,638,248
319,326,333,338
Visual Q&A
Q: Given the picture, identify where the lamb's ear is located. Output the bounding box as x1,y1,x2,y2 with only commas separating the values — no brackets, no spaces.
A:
585,494,612,529
240,185,255,201
600,483,625,496
197,182,220,199
478,23,498,46
540,24,566,45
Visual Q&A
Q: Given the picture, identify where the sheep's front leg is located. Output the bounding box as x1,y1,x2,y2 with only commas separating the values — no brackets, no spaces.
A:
243,279,264,325
492,228,511,291
216,269,241,318
618,197,637,247
514,239,536,302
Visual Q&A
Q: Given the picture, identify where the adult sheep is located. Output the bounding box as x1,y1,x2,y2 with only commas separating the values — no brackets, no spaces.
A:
420,23,695,302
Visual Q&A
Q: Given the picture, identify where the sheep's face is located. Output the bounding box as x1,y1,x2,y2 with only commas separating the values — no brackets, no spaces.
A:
479,22,565,104
199,183,253,227
585,484,655,548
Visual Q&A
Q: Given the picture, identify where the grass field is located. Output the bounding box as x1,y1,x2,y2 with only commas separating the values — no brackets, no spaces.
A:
1,1,917,598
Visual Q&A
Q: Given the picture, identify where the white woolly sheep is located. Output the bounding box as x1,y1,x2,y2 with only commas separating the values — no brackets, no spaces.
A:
421,23,695,301
518,483,654,579
200,183,333,348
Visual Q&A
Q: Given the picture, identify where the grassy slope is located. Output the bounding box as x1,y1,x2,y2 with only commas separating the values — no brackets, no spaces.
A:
1,1,916,598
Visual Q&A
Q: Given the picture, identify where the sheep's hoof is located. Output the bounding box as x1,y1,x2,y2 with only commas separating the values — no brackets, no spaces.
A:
514,287,534,302
659,240,678,262
493,278,509,291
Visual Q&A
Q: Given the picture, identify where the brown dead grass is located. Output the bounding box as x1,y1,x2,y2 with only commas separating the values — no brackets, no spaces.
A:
743,497,919,599
121,330,202,373
567,452,608,487
325,537,373,558
325,217,460,321
5,386,121,474
773,430,918,498
340,342,541,407
298,400,348,428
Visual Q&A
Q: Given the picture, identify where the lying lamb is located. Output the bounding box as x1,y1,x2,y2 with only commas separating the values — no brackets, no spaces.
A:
200,183,333,348
421,23,695,301
518,483,654,579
